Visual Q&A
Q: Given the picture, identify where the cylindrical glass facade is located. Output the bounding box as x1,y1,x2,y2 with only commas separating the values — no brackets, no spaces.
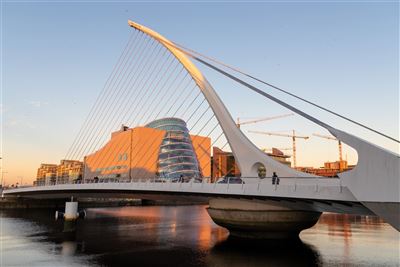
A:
145,118,202,181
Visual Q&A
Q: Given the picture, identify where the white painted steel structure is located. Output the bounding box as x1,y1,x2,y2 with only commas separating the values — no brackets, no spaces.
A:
3,178,368,214
4,20,399,231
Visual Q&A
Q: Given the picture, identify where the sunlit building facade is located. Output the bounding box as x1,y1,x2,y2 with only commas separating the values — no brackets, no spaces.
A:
35,160,83,185
56,160,84,183
84,118,211,181
36,164,57,186
211,147,241,181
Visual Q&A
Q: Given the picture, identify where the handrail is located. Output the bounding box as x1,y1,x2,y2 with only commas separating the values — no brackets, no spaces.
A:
26,175,340,189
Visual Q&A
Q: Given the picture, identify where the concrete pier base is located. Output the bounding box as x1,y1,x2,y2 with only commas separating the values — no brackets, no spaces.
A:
207,198,321,239
64,201,79,221
63,219,77,233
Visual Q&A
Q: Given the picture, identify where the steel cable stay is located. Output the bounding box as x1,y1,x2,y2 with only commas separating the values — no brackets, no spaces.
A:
103,47,175,135
138,73,191,128
103,90,206,179
69,32,151,160
69,32,147,160
84,50,175,169
76,38,163,160
74,34,157,160
151,73,193,120
65,32,136,160
128,58,183,127
147,72,192,121
134,112,218,179
195,56,400,149
100,64,189,165
170,41,399,144
132,68,187,125
65,31,139,160
129,28,399,144
145,78,196,124
74,37,162,160
175,91,202,120
116,62,215,179
130,82,219,178
85,48,173,160
89,55,189,172
168,84,198,119
89,58,188,170
88,52,195,175
125,87,214,178
145,71,192,120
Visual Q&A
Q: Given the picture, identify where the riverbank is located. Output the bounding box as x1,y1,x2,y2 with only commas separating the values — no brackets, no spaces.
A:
0,197,208,209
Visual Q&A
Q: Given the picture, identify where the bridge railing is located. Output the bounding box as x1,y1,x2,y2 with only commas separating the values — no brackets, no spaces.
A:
4,176,349,200
31,175,343,194
38,175,338,185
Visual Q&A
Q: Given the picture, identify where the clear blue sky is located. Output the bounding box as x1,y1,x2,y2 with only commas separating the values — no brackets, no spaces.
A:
2,1,399,184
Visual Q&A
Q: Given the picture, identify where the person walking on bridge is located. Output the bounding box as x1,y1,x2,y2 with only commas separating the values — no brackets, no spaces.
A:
272,172,279,185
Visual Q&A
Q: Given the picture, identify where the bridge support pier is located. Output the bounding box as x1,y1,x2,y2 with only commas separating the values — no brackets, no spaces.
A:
64,200,79,221
55,198,86,232
207,198,321,239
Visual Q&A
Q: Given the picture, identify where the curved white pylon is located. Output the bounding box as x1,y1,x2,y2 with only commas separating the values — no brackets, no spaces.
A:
128,20,311,179
128,20,399,230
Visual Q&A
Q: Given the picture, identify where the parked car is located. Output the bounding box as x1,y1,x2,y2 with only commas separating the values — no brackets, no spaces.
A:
217,177,244,184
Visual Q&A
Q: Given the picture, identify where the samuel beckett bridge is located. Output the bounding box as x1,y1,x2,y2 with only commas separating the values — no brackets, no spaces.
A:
4,20,399,239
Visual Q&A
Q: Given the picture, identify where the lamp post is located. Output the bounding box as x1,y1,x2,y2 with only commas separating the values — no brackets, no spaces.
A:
0,157,2,186
1,171,7,187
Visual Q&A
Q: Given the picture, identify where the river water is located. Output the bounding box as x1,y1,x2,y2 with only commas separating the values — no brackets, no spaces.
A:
0,205,398,266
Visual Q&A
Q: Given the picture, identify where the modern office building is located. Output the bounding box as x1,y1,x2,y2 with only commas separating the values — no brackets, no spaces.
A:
84,118,211,181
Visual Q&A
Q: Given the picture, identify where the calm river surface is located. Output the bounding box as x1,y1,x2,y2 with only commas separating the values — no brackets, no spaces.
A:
0,205,399,266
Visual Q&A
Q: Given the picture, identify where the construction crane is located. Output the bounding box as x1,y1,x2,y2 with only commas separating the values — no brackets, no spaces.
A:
313,133,343,169
249,130,309,168
236,113,294,128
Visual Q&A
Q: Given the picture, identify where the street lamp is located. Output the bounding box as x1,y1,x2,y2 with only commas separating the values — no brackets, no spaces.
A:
1,171,7,187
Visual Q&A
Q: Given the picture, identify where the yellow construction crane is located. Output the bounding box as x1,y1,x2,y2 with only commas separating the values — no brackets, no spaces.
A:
313,133,343,169
248,130,309,168
236,113,294,128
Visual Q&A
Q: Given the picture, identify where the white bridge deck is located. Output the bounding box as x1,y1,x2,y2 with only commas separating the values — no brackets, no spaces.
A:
4,177,353,202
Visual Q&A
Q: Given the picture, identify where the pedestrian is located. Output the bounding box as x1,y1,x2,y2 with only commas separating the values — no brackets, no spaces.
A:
272,172,278,185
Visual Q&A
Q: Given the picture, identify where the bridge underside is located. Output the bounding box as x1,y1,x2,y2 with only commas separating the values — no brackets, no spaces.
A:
7,189,374,217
